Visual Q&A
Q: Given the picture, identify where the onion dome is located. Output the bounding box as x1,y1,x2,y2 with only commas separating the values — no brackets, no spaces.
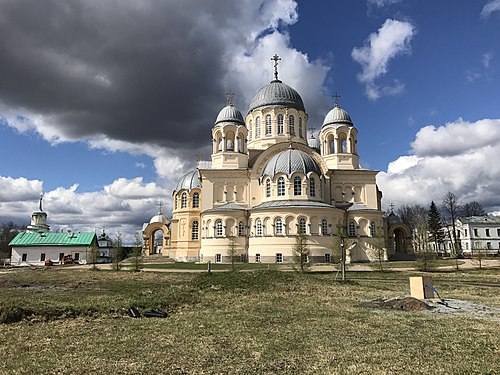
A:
150,212,169,225
308,133,320,151
322,104,353,128
248,80,305,113
215,104,245,126
263,147,321,179
175,169,201,192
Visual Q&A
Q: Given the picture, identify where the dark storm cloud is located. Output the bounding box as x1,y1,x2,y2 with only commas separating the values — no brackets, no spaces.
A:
0,0,255,148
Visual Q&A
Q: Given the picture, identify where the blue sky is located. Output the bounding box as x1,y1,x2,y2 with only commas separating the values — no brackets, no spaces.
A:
1,0,500,240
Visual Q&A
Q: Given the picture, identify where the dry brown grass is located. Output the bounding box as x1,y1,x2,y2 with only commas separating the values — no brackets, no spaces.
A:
0,267,498,374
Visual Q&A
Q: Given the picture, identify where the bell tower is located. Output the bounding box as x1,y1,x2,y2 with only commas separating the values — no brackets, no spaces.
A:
211,91,249,169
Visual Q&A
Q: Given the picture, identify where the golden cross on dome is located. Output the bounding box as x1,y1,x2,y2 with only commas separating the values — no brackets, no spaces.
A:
271,54,281,80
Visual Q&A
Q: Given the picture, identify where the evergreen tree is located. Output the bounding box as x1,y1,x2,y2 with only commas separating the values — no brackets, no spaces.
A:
427,201,444,250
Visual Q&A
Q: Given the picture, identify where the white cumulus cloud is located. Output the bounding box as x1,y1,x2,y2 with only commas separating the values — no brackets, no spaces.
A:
352,19,416,100
378,118,500,213
481,0,500,18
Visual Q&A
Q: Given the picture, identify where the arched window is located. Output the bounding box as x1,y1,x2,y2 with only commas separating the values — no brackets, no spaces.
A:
192,221,199,240
238,221,245,236
256,219,263,236
341,139,347,153
289,115,295,135
192,192,199,208
321,219,328,235
330,140,335,154
294,176,302,196
218,138,223,152
249,120,252,141
256,117,261,138
215,220,223,237
275,218,283,235
298,117,303,138
227,138,234,151
174,196,178,210
265,115,272,135
277,114,284,134
181,192,187,208
277,177,285,196
348,221,356,237
370,222,376,237
298,217,307,234
309,178,316,197
266,179,271,197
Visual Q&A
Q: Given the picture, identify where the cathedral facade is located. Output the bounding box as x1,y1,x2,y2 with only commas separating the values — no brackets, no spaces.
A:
142,58,406,264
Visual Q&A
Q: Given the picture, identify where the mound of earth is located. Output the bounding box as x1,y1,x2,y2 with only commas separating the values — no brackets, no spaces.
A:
360,296,434,312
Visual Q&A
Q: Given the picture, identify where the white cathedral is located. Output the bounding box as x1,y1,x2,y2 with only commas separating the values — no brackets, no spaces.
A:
142,56,410,264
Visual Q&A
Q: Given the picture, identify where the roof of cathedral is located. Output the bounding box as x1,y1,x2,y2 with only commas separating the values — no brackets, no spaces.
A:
215,104,245,126
253,200,335,210
204,202,247,212
175,169,201,192
9,231,96,247
262,147,321,178
248,80,305,113
322,104,353,128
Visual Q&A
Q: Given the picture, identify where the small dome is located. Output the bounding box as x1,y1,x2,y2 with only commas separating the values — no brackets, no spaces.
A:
175,169,201,192
263,148,321,179
248,80,305,113
150,212,169,225
387,212,402,227
215,104,245,126
308,134,320,151
322,105,353,128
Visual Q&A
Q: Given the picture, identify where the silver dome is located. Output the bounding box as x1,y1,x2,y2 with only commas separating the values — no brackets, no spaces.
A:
175,169,201,192
248,80,305,113
150,212,169,225
322,105,353,128
263,148,321,179
215,104,245,126
308,134,320,151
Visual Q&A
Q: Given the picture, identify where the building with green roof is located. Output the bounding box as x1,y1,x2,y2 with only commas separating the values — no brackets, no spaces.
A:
9,196,97,266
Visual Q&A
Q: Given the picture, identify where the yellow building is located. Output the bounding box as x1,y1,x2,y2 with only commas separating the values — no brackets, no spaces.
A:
143,57,409,263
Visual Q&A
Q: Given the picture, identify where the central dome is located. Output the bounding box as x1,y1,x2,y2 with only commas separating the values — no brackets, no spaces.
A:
263,148,321,179
248,80,305,113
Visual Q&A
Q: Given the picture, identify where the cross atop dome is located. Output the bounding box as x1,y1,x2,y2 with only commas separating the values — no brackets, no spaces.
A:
271,54,281,81
39,192,44,211
225,90,235,106
333,92,341,107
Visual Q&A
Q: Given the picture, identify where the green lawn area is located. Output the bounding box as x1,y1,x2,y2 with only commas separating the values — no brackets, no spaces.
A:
0,267,499,374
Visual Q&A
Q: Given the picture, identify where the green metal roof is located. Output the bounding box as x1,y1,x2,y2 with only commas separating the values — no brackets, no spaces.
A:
9,231,96,247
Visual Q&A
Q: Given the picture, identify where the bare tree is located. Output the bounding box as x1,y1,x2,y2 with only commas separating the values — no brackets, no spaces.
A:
88,242,99,270
461,201,486,217
412,212,435,271
397,204,427,232
293,230,310,272
442,192,462,258
0,222,22,259
112,232,124,271
227,236,238,272
373,224,386,272
130,232,143,272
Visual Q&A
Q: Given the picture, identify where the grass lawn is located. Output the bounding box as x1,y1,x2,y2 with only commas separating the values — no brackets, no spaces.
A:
0,267,499,374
